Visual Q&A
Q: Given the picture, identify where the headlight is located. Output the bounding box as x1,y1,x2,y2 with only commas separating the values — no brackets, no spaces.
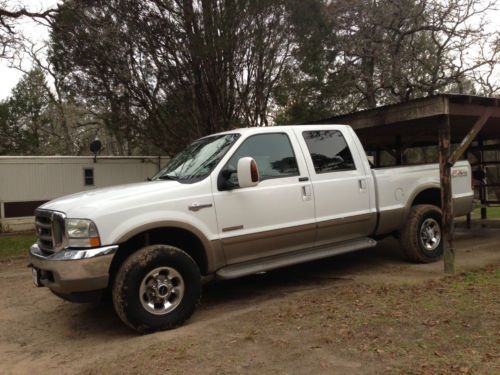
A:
65,219,101,248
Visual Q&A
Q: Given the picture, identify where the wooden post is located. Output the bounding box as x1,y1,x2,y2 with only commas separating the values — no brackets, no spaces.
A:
465,149,471,229
478,138,488,221
481,207,488,220
438,114,455,274
375,149,381,167
395,135,403,165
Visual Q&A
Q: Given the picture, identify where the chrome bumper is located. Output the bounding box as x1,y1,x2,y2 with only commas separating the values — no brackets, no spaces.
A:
28,243,118,294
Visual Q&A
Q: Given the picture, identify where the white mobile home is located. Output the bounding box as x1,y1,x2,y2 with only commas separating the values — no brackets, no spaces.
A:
0,156,169,232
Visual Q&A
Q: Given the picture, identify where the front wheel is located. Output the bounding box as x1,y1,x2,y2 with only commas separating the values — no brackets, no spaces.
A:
399,204,443,263
112,245,201,333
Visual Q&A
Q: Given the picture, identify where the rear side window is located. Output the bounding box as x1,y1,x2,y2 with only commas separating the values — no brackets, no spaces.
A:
303,130,356,173
224,133,299,185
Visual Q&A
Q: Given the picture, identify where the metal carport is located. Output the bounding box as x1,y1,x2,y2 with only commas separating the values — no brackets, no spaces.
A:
312,94,500,274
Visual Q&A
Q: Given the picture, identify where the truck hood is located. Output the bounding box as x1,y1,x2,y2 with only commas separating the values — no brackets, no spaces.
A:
40,180,183,217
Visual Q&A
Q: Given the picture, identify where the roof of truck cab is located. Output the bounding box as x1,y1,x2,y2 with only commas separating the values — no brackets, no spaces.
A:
210,124,349,137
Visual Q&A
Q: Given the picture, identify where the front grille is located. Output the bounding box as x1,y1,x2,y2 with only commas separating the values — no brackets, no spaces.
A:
35,210,66,253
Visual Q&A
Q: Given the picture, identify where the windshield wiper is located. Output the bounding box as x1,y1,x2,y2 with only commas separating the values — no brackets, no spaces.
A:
157,175,180,180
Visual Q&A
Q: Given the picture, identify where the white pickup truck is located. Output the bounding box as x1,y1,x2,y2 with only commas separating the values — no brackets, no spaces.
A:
29,125,473,332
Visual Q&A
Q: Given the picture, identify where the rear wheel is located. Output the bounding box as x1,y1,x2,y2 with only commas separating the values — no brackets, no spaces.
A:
112,244,201,333
399,204,443,263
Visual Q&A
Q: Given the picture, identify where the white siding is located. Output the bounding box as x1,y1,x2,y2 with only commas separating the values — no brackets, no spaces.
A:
0,156,169,232
0,156,169,202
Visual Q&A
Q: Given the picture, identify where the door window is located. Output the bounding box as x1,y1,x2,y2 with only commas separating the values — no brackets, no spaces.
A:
223,133,299,187
303,130,356,173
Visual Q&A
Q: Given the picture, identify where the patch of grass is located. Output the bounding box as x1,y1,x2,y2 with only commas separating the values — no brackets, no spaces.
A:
451,267,500,289
0,234,36,260
470,206,500,219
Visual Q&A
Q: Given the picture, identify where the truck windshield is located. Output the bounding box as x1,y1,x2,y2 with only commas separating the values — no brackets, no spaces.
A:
152,133,240,183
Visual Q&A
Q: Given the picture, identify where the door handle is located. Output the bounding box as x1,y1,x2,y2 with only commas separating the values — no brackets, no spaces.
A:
358,179,367,190
302,185,312,200
188,203,213,212
298,176,309,182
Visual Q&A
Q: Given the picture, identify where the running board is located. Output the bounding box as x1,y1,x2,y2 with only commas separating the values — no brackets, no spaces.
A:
216,237,377,280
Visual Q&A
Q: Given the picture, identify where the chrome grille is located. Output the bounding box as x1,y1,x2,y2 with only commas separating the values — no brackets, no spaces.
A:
35,210,66,253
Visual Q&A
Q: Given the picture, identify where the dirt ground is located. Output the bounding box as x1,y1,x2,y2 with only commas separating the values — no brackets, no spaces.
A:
0,228,499,375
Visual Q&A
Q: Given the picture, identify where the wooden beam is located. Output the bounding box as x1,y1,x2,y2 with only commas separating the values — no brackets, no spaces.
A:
438,115,455,275
399,129,438,150
395,135,403,165
448,103,500,118
448,108,493,166
468,143,500,152
321,95,448,129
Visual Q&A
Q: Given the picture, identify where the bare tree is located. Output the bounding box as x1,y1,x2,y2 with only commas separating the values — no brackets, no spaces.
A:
0,2,56,58
339,0,499,108
277,0,500,124
48,0,294,155
471,34,500,97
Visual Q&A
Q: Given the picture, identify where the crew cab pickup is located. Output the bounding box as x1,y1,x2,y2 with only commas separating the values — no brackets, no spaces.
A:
29,125,473,332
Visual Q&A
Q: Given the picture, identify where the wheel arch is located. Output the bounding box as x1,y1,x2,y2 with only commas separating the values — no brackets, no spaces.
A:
397,185,442,230
410,187,441,209
108,223,223,284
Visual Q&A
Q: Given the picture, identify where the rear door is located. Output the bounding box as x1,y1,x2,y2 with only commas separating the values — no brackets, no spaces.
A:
212,130,316,264
293,126,376,247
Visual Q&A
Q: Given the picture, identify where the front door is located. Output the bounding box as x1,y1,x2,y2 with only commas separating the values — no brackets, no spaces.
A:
212,131,316,265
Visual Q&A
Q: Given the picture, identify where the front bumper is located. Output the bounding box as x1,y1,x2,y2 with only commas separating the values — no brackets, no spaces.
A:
28,243,118,294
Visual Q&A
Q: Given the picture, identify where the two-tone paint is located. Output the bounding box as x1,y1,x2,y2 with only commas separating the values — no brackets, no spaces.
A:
30,125,474,296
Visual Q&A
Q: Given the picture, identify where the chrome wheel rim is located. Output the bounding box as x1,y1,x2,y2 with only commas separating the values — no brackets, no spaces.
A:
139,267,185,315
419,218,441,251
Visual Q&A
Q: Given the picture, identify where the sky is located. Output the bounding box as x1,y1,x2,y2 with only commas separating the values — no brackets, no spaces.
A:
0,0,499,100
0,0,60,99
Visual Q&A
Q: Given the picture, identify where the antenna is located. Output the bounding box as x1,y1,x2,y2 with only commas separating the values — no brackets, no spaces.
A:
89,140,102,163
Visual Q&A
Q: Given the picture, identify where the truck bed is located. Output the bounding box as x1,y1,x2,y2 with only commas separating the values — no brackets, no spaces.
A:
372,161,473,235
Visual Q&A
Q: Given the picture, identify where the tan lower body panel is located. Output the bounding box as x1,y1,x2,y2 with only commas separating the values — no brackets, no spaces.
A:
222,223,316,265
221,213,376,265
315,213,377,247
376,207,406,235
453,195,473,217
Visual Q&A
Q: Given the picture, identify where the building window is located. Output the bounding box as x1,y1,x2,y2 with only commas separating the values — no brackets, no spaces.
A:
84,168,94,186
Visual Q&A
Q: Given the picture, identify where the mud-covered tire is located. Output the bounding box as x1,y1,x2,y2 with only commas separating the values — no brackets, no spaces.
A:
112,244,201,333
399,204,443,263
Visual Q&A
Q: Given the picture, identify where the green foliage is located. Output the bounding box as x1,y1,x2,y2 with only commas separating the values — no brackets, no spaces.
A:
0,234,35,260
6,68,51,154
0,68,51,155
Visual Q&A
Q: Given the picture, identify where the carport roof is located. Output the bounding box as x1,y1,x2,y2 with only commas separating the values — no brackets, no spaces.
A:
311,94,500,149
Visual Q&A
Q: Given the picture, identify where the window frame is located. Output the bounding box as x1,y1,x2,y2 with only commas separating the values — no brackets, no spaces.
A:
83,167,94,186
219,132,300,189
302,130,357,174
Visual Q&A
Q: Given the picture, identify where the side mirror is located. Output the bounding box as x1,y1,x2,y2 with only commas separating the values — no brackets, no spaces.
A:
237,157,259,188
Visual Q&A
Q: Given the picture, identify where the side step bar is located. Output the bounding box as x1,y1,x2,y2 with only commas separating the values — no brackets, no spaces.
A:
216,237,377,280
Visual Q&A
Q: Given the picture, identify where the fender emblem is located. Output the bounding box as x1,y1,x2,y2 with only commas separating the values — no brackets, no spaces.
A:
451,169,467,178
